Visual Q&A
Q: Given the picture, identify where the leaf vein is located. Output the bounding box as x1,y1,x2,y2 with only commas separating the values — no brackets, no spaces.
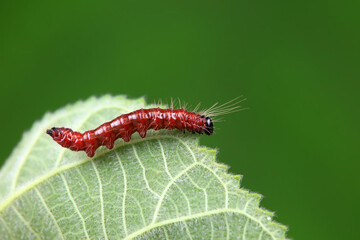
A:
258,229,264,240
224,213,230,240
127,195,146,227
60,174,90,239
0,215,15,240
185,172,208,212
198,163,228,209
91,161,109,240
34,187,65,240
173,183,191,215
75,168,92,198
151,161,199,224
157,139,172,178
184,221,194,240
132,145,160,197
163,227,170,240
210,217,214,240
11,205,41,240
115,152,128,237
243,218,249,240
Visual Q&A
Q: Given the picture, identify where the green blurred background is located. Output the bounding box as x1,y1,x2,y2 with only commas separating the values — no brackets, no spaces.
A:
1,0,359,239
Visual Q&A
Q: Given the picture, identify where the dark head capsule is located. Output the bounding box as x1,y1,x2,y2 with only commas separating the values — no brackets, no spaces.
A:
204,117,213,135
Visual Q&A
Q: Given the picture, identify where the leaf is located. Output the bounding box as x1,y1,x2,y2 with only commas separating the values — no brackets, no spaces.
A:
0,95,287,240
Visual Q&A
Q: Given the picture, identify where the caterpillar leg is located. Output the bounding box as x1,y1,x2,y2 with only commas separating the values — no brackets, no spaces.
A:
85,147,96,158
138,129,147,138
122,133,132,142
105,140,114,149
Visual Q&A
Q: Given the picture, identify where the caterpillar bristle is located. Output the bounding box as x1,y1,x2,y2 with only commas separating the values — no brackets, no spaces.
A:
156,96,247,117
193,102,201,113
199,96,247,117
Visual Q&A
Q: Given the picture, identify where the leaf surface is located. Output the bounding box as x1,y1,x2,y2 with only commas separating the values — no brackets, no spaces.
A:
0,95,287,239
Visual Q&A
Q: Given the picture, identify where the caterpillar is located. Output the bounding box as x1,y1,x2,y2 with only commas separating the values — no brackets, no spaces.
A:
47,97,246,158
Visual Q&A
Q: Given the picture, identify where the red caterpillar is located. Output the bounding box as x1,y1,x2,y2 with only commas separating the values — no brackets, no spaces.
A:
47,98,245,158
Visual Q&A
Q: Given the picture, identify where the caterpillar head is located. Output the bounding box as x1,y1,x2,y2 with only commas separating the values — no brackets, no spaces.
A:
201,115,214,135
46,127,74,148
46,127,60,138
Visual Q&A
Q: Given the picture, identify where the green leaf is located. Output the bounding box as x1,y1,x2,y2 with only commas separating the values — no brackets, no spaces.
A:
0,95,287,240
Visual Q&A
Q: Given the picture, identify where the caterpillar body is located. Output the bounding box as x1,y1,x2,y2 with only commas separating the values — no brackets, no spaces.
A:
47,98,245,158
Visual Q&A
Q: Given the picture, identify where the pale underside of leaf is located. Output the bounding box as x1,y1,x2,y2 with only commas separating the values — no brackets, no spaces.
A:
0,95,287,240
